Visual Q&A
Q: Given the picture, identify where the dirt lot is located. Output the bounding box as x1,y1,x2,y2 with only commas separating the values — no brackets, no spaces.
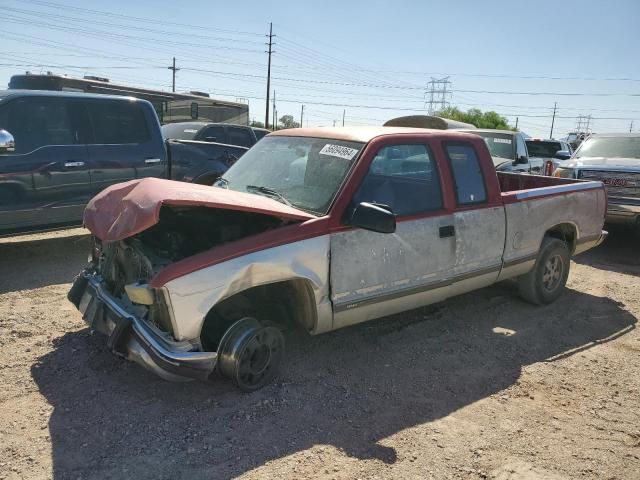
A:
0,227,639,480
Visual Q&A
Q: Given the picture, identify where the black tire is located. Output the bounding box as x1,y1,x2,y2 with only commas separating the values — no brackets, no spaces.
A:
217,317,285,392
518,237,570,305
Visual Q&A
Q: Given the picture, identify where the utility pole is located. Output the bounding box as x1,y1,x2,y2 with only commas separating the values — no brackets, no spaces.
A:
265,23,275,129
630,120,634,133
342,109,345,127
333,120,336,127
549,102,557,139
168,57,180,92
515,117,519,130
272,90,276,131
300,105,304,127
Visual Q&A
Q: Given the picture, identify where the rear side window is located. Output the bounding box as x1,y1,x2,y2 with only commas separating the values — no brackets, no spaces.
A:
445,144,487,205
227,127,254,147
87,100,150,144
0,97,76,154
200,125,226,143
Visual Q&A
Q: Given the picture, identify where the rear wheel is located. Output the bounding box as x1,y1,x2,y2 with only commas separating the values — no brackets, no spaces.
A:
217,317,285,391
518,237,570,305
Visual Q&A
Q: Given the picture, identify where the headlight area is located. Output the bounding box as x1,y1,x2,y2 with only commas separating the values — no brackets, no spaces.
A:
552,167,577,178
124,283,176,336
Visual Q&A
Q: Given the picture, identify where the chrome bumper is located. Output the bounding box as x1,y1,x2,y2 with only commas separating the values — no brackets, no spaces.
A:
606,201,640,225
68,271,217,382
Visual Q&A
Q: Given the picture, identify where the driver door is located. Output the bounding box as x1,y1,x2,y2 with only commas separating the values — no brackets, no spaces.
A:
330,143,457,329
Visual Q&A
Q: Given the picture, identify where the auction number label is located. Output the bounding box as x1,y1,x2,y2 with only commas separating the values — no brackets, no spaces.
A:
319,144,359,160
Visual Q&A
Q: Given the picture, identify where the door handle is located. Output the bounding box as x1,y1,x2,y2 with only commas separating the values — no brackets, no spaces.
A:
64,161,85,168
439,225,455,238
144,158,162,164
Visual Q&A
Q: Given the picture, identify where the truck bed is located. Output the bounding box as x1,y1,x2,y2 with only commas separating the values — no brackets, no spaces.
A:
495,172,606,278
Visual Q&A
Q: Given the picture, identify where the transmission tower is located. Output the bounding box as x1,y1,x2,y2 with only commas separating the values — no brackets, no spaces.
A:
425,77,452,115
575,115,593,134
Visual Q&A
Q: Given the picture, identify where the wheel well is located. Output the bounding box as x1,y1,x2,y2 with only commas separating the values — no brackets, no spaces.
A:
200,279,317,351
545,223,576,253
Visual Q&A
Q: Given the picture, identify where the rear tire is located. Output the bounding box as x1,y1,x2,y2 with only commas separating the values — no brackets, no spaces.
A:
518,237,570,305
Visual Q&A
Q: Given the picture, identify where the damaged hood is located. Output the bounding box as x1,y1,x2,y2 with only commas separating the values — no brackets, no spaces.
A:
84,178,315,242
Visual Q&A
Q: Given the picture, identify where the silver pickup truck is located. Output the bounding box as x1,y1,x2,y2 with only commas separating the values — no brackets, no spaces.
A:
68,127,607,390
553,133,640,234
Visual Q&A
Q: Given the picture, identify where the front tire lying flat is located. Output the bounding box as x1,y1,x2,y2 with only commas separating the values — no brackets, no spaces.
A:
518,237,570,305
217,317,285,391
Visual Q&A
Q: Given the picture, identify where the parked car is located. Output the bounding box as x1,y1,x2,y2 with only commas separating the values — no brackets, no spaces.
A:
553,133,640,233
68,127,607,390
0,90,247,236
457,129,543,174
526,138,573,175
161,122,263,148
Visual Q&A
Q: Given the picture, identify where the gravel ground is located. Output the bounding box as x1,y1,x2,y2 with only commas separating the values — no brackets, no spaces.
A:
0,227,639,480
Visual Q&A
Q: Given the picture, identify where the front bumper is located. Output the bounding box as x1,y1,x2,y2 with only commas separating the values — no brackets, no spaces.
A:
68,271,217,382
606,201,640,226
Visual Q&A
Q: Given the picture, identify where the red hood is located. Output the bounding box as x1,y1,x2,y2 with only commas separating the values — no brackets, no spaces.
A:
84,178,315,242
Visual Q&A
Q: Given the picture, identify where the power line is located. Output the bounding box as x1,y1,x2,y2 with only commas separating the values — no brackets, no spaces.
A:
11,0,264,36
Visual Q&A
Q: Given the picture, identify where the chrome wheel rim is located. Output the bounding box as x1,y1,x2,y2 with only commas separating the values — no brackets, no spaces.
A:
542,254,564,292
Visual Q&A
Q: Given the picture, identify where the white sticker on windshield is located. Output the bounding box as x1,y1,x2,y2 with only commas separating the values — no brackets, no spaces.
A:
493,138,512,144
184,129,198,133
319,144,359,160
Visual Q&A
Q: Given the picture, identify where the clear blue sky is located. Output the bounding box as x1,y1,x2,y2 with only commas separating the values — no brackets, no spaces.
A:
2,0,639,138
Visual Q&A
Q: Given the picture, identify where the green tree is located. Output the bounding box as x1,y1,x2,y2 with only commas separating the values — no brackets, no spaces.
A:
278,114,301,129
250,120,265,128
435,107,515,130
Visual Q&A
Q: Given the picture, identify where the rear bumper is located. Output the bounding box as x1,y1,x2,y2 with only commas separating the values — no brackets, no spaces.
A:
68,271,217,382
574,229,608,255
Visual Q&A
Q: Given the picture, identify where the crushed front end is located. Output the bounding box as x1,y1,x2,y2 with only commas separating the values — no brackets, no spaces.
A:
68,238,217,381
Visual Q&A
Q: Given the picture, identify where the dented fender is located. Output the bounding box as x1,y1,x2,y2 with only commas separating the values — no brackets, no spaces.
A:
163,235,333,341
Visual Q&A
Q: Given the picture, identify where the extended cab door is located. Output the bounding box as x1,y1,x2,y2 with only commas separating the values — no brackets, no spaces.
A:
441,142,505,293
85,99,167,194
330,142,457,329
0,95,91,233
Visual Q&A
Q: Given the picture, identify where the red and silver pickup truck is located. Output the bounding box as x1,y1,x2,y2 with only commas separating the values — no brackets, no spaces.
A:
68,127,607,390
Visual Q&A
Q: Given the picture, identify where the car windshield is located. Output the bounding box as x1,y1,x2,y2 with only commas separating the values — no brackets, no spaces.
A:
161,123,201,140
216,136,363,215
526,141,563,157
472,132,514,159
575,136,640,159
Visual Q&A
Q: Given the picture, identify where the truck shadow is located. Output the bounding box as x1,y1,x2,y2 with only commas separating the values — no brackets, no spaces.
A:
573,225,640,276
32,286,635,479
0,233,90,294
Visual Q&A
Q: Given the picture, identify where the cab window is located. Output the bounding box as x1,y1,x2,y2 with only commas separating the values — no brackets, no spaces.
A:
351,144,442,216
0,97,76,154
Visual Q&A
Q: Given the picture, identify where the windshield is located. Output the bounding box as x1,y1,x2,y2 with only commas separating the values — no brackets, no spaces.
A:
526,141,563,158
472,132,514,159
217,136,363,214
161,123,201,140
575,136,640,159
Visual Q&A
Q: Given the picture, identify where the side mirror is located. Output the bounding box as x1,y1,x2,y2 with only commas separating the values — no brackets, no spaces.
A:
0,129,15,154
350,202,396,234
554,150,571,160
514,155,528,165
